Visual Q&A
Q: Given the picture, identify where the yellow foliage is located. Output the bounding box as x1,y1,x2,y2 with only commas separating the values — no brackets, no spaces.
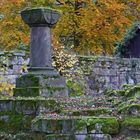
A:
52,45,78,77
0,79,15,97
0,0,139,54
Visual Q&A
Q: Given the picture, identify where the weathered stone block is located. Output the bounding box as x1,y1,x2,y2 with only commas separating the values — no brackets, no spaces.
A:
14,100,38,115
32,119,63,133
14,87,67,97
75,135,87,140
31,117,119,135
87,117,119,135
0,114,33,132
14,74,68,97
14,87,40,97
122,117,140,131
0,100,13,112
16,74,39,88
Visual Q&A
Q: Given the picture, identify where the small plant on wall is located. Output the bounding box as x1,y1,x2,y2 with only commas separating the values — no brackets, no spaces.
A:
52,45,85,96
0,77,15,97
0,53,15,97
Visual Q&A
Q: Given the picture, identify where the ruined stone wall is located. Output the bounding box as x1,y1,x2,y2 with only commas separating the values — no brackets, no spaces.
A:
0,51,29,85
78,56,140,96
1,52,140,96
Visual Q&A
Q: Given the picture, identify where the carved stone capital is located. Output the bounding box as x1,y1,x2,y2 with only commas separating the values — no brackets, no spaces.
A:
21,7,60,27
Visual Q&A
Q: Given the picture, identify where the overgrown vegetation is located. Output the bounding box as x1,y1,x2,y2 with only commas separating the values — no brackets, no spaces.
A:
52,46,86,96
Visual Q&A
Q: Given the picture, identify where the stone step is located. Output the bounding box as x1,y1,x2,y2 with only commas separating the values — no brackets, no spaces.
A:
93,102,112,107
44,134,112,140
0,98,61,116
13,87,68,97
0,96,111,116
55,97,112,109
31,116,119,135
16,74,66,88
61,108,113,116
0,133,112,140
0,97,112,117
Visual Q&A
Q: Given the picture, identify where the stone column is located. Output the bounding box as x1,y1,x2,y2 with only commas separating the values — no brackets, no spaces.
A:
21,8,60,75
30,27,52,68
14,8,68,97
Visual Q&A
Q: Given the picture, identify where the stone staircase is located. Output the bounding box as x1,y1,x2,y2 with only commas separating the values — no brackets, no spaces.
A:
0,95,117,140
1,86,140,139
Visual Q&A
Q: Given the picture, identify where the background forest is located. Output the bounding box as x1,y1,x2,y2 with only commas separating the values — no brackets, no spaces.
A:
0,0,140,55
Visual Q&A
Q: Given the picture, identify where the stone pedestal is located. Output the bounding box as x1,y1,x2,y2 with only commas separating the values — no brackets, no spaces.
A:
14,74,68,97
14,8,68,97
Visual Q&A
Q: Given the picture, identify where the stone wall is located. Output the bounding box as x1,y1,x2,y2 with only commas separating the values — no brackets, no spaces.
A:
1,52,140,96
78,56,140,96
0,51,29,85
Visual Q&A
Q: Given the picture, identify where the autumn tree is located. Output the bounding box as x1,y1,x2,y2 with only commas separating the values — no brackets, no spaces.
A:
0,0,29,50
0,0,139,55
53,0,139,55
118,0,140,20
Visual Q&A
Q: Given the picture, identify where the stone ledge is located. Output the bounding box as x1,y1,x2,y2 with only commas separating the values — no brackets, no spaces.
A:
0,132,112,140
32,116,119,135
61,108,112,116
13,87,67,97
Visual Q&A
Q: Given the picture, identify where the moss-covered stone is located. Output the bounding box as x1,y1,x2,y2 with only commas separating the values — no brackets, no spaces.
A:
32,116,119,135
61,108,112,116
122,117,140,131
40,99,61,113
118,104,140,115
14,86,67,97
16,74,39,88
85,117,119,134
14,87,40,97
14,73,68,97
0,114,34,132
0,98,62,117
